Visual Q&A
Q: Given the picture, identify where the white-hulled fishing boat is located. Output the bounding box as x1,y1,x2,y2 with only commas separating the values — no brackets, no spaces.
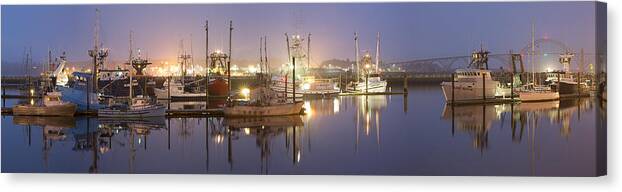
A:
154,79,207,100
517,84,559,102
349,32,387,93
13,91,77,116
224,87,304,117
440,47,499,102
98,96,166,117
300,76,340,98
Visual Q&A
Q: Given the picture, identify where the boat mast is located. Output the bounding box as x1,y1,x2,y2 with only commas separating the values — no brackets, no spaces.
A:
355,32,359,82
260,36,264,74
227,20,233,94
205,19,209,97
264,36,269,75
531,21,536,86
285,33,291,67
88,9,109,93
307,34,311,70
375,32,380,73
129,30,134,100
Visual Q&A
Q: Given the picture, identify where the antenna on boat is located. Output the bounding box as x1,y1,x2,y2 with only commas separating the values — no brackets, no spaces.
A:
190,34,194,76
260,36,264,74
375,32,380,73
285,33,291,67
128,30,134,100
205,19,209,99
264,36,269,75
354,32,360,83
307,33,311,70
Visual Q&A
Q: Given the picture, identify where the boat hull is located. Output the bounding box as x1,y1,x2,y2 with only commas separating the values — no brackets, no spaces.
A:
208,77,229,97
98,105,166,117
57,86,106,110
551,81,579,95
12,103,77,116
224,101,304,117
518,91,560,102
440,81,498,102
352,81,387,93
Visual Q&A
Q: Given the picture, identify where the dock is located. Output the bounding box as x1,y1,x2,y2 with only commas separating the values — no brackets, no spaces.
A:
1,107,226,117
339,91,407,96
447,98,519,106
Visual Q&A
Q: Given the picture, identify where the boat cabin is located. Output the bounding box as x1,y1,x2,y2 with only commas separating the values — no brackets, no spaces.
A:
454,69,493,80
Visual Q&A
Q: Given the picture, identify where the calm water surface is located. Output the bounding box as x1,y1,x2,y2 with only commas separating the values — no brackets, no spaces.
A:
1,85,605,176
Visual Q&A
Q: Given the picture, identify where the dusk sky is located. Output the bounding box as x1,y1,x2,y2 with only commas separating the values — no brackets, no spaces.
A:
1,2,596,75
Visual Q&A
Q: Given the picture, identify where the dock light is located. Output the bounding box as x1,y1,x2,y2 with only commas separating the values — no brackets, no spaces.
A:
29,88,35,96
241,88,250,99
244,128,251,135
302,83,311,90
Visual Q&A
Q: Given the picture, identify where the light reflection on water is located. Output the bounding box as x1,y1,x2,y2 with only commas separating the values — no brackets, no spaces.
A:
1,85,605,175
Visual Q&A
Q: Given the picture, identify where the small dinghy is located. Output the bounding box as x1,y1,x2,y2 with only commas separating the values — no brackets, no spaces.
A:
13,91,77,116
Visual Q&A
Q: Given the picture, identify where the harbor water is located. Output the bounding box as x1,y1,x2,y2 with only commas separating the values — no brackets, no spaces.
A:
1,84,605,176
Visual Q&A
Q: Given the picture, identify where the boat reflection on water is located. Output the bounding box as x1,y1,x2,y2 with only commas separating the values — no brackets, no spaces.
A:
442,98,594,152
12,116,76,171
224,116,304,173
158,99,226,110
353,95,387,150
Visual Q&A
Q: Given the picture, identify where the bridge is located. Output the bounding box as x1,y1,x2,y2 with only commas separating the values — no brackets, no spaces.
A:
382,38,598,74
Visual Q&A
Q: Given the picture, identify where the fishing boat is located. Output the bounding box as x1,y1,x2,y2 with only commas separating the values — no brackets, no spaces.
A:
154,79,207,100
544,52,580,95
545,71,579,95
300,76,340,98
516,23,562,102
225,52,305,117
440,48,499,102
13,91,77,116
98,32,166,118
441,68,499,102
349,32,387,93
98,96,166,117
270,75,303,98
205,49,231,97
517,84,560,102
224,87,304,117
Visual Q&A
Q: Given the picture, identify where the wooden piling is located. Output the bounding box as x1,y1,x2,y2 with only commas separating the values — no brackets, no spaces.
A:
451,73,455,104
403,72,408,95
167,76,171,110
510,72,514,100
365,73,369,93
86,78,90,111
482,72,486,101
292,57,296,102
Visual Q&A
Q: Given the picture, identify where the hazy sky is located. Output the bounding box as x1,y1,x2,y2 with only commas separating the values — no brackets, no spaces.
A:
1,2,596,75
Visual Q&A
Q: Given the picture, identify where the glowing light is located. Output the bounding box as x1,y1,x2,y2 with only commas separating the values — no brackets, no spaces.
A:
303,101,312,117
244,128,251,135
29,89,35,96
248,65,258,74
241,88,250,99
365,64,371,69
301,83,310,90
